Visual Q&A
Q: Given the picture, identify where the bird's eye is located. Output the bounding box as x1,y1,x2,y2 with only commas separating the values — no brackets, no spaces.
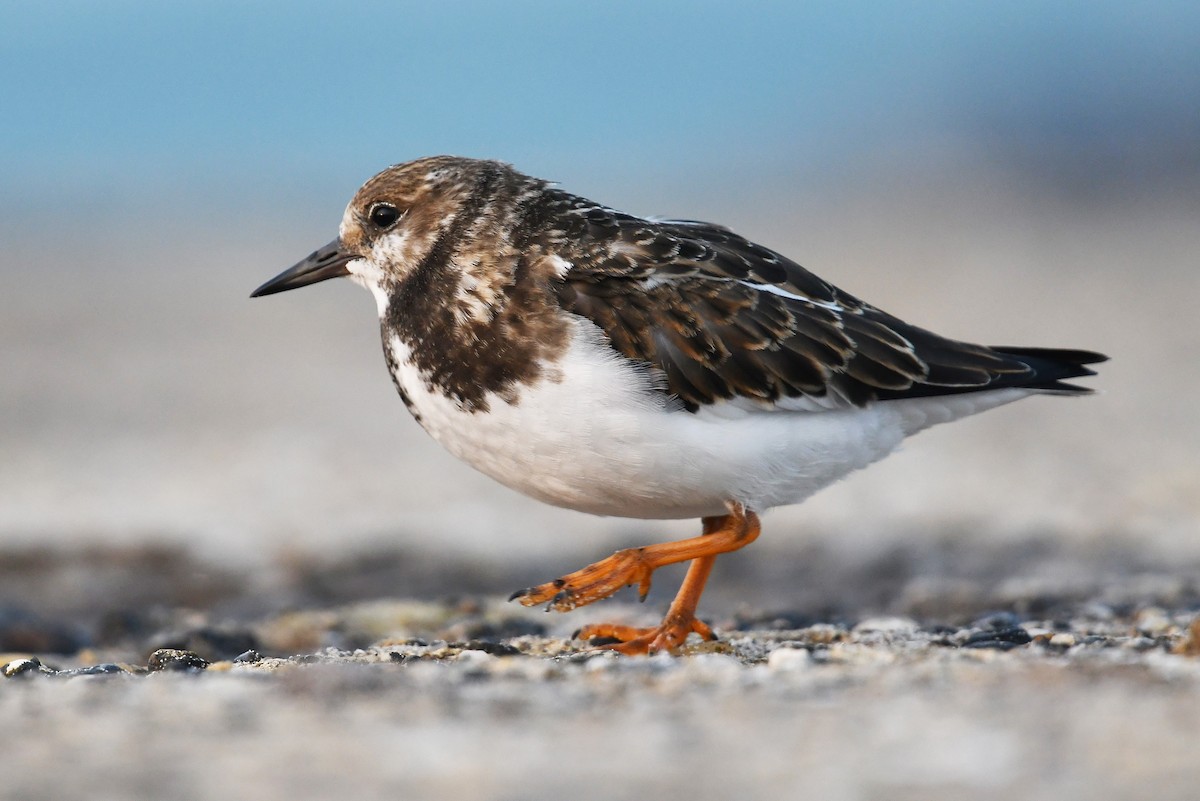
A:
368,203,401,229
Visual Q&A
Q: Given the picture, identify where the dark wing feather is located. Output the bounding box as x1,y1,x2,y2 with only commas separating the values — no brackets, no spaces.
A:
537,191,1105,412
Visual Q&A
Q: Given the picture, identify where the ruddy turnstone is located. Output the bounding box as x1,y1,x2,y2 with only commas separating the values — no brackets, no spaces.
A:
252,156,1105,654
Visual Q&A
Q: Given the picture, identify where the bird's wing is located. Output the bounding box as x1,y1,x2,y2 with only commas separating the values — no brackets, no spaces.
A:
539,193,1102,412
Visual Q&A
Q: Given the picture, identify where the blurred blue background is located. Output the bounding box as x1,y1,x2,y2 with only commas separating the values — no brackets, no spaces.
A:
3,1,1196,214
1,1,1197,573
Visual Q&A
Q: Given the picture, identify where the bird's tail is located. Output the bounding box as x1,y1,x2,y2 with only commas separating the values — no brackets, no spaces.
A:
987,347,1108,394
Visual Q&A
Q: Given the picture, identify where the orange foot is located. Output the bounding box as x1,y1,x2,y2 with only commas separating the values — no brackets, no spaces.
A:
509,505,762,655
508,547,656,612
575,615,716,655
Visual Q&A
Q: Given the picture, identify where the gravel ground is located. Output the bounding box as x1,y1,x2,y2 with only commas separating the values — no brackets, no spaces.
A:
4,598,1200,801
4,545,1200,801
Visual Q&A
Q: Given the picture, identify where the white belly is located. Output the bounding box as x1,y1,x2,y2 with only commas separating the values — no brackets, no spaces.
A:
384,318,1030,520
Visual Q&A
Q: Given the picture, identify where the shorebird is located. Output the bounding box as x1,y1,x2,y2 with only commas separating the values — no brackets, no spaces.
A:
252,156,1104,654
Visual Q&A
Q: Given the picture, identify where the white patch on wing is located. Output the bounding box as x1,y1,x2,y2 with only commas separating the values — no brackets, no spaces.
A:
739,280,845,311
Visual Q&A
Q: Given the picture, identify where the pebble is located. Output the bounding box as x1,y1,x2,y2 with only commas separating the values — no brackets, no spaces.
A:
1135,607,1172,636
1049,633,1077,648
962,625,1032,650
853,617,919,634
766,647,812,672
462,640,522,657
801,624,845,645
68,663,129,677
147,649,210,672
2,656,51,679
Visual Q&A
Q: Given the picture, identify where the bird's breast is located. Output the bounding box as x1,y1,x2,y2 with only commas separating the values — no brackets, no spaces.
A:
382,316,716,517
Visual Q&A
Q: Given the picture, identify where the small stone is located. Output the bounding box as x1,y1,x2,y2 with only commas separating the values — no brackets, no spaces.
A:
801,624,844,645
963,625,1032,650
463,640,522,657
1135,607,1172,636
147,648,210,672
2,656,50,678
233,649,262,664
454,648,497,669
1123,636,1159,652
67,663,128,676
853,616,918,634
766,647,811,672
1048,633,1076,648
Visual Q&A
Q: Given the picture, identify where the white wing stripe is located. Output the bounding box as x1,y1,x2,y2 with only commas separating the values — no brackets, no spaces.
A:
738,280,844,311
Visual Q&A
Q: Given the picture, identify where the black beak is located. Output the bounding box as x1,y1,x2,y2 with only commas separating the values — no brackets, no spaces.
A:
250,238,357,298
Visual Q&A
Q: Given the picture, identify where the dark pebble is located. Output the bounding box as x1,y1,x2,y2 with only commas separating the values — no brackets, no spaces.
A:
63,663,129,677
463,640,522,657
1125,637,1159,652
963,626,1032,649
147,648,210,672
963,639,1024,651
233,649,262,663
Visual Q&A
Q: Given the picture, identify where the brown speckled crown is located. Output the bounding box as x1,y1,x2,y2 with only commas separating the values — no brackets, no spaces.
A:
359,157,1105,414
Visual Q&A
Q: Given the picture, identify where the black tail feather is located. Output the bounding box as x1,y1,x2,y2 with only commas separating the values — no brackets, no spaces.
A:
986,346,1108,394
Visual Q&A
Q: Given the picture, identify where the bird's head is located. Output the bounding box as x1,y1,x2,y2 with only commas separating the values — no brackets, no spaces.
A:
251,156,508,314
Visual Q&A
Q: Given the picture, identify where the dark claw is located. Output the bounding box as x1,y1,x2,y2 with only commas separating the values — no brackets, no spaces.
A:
638,589,649,603
551,589,572,608
508,588,530,602
571,628,582,639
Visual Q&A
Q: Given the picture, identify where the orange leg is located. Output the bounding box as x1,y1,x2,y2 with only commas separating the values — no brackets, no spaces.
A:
510,505,761,654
